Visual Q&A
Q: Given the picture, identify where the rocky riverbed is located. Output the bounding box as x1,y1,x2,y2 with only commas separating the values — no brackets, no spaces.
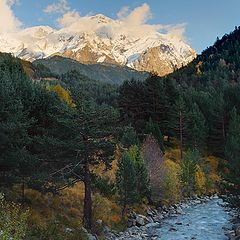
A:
106,195,239,240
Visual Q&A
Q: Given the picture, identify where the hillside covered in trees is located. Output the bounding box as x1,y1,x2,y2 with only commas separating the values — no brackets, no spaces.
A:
0,27,240,239
33,56,148,85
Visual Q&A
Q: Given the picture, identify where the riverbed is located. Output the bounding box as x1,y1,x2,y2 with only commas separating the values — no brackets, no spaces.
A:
109,197,233,240
149,198,231,240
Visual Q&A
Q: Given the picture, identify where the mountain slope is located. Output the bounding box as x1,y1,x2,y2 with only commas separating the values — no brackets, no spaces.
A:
0,14,196,77
165,26,240,87
33,56,148,85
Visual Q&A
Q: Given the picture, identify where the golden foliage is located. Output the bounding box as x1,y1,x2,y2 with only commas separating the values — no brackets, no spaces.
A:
47,84,75,107
195,165,206,195
23,181,123,232
204,156,221,193
161,159,181,205
92,193,122,227
165,149,221,196
164,147,185,163
206,156,221,176
196,61,203,75
21,59,35,79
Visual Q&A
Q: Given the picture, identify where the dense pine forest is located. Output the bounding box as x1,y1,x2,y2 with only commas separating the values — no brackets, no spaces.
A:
0,27,240,239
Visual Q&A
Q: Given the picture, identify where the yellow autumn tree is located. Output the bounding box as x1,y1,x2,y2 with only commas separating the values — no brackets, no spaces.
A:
47,84,75,108
204,156,221,194
161,160,181,205
195,61,203,75
195,165,206,196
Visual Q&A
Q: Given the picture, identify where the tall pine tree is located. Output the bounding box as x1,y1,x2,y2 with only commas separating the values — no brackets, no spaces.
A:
116,152,138,216
186,103,207,152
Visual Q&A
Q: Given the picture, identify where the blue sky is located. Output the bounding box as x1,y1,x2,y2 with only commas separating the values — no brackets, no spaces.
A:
9,0,240,53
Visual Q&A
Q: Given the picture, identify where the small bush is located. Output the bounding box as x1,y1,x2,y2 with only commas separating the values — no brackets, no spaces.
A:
0,193,29,240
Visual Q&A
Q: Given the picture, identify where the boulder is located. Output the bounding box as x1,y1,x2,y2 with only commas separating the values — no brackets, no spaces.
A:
135,214,152,227
87,234,98,240
81,227,88,234
226,230,236,239
176,207,185,215
129,211,137,219
80,227,98,240
147,208,157,217
145,222,159,228
136,215,146,226
65,227,73,233
152,214,163,222
96,219,103,226
169,227,177,231
103,225,111,234
175,222,183,225
127,218,136,227
233,224,240,236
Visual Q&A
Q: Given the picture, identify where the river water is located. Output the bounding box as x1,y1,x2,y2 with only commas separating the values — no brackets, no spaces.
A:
149,198,231,240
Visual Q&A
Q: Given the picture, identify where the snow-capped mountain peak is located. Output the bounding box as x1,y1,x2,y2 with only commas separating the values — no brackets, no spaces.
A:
0,14,196,76
90,14,113,24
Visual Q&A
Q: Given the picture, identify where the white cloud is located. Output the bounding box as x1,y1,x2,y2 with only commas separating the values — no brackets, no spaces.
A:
166,23,187,41
122,3,152,26
0,1,186,42
57,11,81,27
44,0,70,14
117,6,130,19
56,3,186,41
0,0,22,33
116,3,162,38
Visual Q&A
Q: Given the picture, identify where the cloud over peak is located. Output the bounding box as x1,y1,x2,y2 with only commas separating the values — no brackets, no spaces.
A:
0,0,187,42
0,0,22,33
121,3,152,26
55,3,186,41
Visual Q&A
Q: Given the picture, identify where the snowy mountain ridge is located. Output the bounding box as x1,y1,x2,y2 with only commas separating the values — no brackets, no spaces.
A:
0,14,197,76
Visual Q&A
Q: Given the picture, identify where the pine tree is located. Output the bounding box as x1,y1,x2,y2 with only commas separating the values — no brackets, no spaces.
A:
145,75,171,135
145,118,164,152
118,79,148,130
185,103,207,151
120,126,139,148
116,152,138,216
0,54,32,191
180,150,200,196
72,101,118,230
169,95,187,159
127,145,150,200
207,91,226,157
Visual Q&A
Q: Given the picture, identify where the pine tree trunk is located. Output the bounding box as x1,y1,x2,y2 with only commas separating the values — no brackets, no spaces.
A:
83,161,92,230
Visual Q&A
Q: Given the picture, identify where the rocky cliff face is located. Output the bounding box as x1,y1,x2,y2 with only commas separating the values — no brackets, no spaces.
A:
132,45,196,76
0,14,196,76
